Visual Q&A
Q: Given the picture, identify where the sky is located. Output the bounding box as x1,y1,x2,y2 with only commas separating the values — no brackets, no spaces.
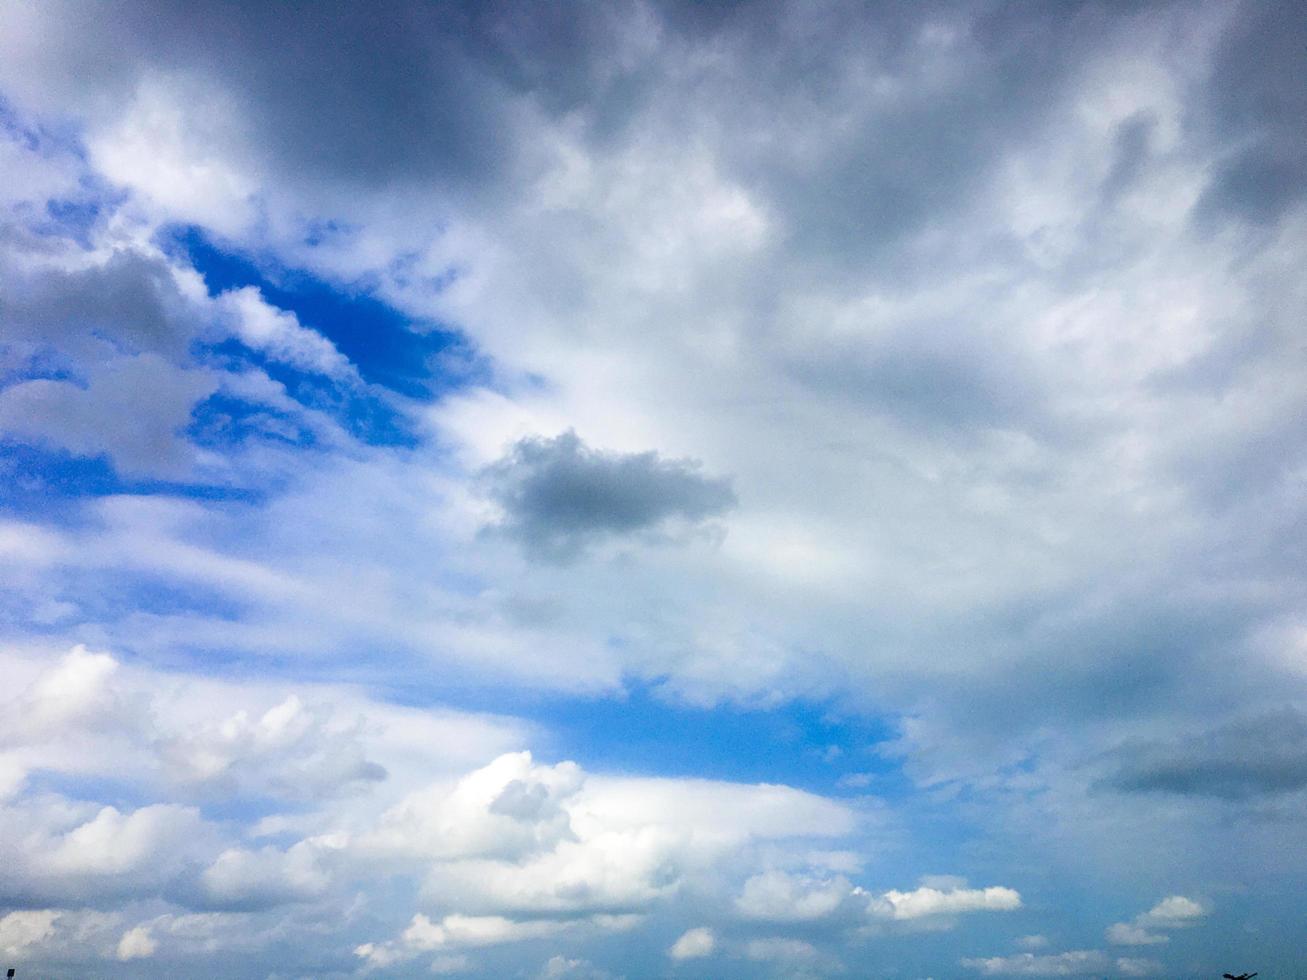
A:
0,1,1304,977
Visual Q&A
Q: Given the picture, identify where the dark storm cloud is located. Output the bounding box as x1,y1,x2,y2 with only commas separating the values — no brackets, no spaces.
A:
482,431,736,561
1100,708,1307,800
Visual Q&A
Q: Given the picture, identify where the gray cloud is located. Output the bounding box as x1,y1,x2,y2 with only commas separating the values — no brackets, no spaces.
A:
1,246,193,365
0,0,656,203
784,321,1048,435
0,354,216,477
1194,0,1307,226
482,431,736,561
1100,708,1307,800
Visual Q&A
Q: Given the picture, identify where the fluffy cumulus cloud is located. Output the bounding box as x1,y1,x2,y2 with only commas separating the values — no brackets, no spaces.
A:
0,0,1305,975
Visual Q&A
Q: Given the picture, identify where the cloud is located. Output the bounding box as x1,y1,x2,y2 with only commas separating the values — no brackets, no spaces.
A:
430,954,472,974
731,870,1022,931
735,870,864,922
0,353,217,477
1105,893,1207,949
0,909,58,958
0,0,1306,975
1,644,127,740
1138,895,1206,927
668,926,715,960
356,911,638,968
0,798,213,906
1100,709,1307,800
1192,0,1307,227
0,246,193,362
116,925,157,961
962,950,1161,976
219,285,356,379
1105,922,1167,946
872,884,1022,921
198,841,334,910
744,936,820,961
157,694,389,802
481,430,736,560
0,647,414,805
538,955,618,980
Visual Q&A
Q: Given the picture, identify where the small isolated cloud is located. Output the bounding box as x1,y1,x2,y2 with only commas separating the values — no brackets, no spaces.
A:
1016,935,1050,949
668,926,715,960
481,431,736,561
116,925,157,961
873,884,1022,920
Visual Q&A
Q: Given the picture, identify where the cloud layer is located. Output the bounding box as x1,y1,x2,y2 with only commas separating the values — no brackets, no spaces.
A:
1,0,1305,975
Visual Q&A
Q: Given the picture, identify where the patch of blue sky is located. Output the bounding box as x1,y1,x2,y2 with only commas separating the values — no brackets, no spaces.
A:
0,443,264,521
394,675,907,798
22,770,158,814
164,224,482,401
0,92,94,170
0,350,84,389
203,339,421,448
38,195,106,247
188,388,318,452
71,571,249,625
26,770,306,838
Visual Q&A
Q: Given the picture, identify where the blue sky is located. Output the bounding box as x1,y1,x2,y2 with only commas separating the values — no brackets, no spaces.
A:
1,1,1306,977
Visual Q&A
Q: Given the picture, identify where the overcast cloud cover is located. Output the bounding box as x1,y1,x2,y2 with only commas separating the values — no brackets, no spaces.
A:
0,0,1304,976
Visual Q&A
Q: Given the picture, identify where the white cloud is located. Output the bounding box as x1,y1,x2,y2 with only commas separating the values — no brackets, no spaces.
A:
744,937,820,962
1105,922,1167,946
1138,895,1206,927
966,949,1164,977
219,286,355,379
537,954,617,979
872,884,1023,920
0,1,1302,976
1108,894,1207,946
116,925,157,961
45,803,204,877
429,953,471,974
2,644,125,739
962,950,1110,976
735,870,862,922
668,926,715,960
199,840,334,908
0,909,58,958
